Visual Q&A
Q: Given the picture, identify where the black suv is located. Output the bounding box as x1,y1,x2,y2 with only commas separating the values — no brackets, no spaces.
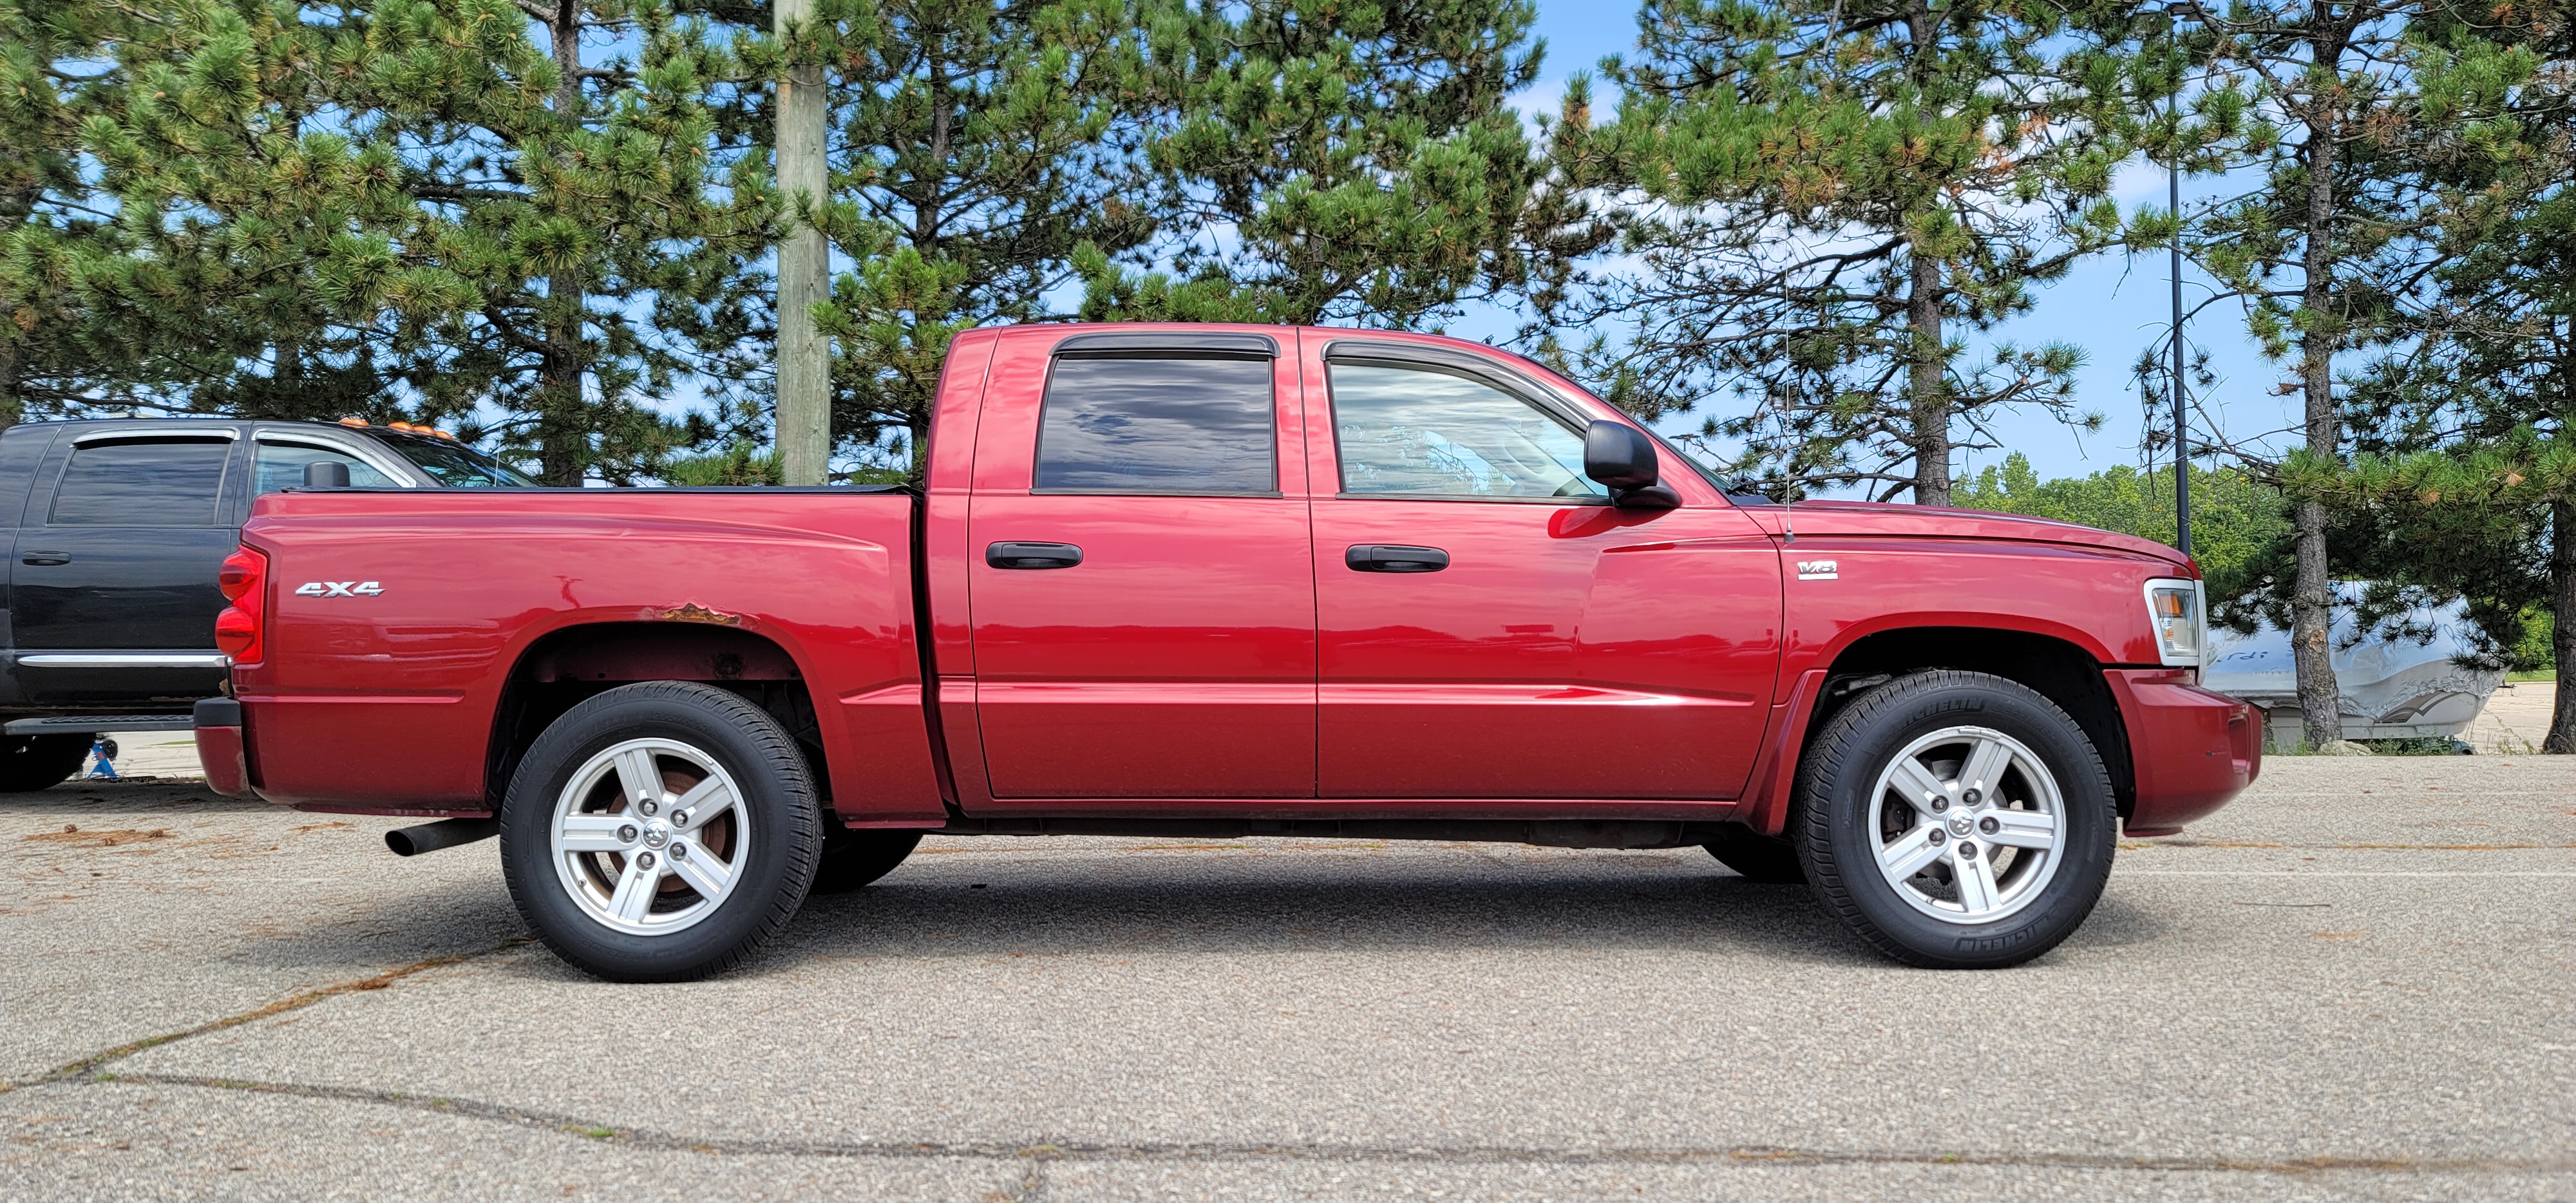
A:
0,419,530,790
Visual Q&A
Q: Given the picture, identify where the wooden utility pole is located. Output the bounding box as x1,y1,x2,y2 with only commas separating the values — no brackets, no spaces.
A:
773,0,829,486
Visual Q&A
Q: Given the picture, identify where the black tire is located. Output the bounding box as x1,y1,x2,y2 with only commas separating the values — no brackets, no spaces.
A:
0,735,91,792
1791,670,2116,969
810,828,923,895
1703,822,1804,884
500,681,820,982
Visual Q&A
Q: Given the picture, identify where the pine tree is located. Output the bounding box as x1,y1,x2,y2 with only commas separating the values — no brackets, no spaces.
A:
2151,0,2435,751
1542,0,2126,504
0,0,251,422
1075,0,1558,328
80,0,768,481
2318,1,2575,749
789,0,1162,464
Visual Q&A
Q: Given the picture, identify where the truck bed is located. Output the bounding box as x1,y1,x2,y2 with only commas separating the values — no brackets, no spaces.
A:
225,488,944,821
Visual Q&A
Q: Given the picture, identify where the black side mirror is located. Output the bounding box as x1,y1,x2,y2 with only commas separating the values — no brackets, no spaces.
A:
1584,421,1660,489
1584,421,1680,509
303,460,352,489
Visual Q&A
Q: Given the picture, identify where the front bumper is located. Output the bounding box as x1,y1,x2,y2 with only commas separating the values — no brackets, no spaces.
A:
2108,669,2261,836
194,697,254,798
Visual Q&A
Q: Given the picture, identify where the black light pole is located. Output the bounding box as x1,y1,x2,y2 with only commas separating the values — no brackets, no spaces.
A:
2170,89,2192,557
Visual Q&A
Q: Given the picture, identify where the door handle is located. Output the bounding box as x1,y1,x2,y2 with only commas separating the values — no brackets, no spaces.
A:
986,541,1084,570
19,552,69,567
1345,544,1449,573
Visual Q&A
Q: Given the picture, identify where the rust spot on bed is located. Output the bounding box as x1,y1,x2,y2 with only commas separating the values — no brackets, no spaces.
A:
651,603,741,626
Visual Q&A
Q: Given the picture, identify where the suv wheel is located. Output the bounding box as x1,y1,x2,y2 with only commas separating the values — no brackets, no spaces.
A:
0,735,91,792
500,682,819,981
1793,670,2115,968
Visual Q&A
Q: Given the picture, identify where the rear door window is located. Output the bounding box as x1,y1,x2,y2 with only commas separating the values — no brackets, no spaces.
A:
1034,355,1278,494
48,439,232,526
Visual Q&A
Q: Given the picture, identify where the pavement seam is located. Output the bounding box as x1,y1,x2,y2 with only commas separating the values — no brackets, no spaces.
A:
0,937,533,1095
56,1072,2576,1178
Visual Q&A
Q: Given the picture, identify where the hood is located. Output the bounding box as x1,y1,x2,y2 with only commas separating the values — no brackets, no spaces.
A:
1734,500,2197,574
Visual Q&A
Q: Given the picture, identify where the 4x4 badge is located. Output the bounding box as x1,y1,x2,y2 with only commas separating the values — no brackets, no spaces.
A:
294,581,384,598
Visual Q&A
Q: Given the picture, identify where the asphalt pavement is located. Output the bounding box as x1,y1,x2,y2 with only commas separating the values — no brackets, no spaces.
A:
1,757,2570,1200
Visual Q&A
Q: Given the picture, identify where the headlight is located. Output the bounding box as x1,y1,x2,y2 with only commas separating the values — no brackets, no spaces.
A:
2143,578,2206,667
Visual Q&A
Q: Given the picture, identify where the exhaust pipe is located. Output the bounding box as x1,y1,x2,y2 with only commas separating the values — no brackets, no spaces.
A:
386,817,500,857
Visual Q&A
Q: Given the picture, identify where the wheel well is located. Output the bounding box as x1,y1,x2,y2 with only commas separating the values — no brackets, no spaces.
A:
485,623,828,810
1808,627,2136,819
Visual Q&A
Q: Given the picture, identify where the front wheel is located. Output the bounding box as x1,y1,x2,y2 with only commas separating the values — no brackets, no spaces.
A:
1792,670,2116,969
500,682,820,982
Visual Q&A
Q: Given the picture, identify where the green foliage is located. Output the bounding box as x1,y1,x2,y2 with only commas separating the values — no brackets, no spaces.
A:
2308,0,2575,743
661,442,783,485
0,0,265,421
21,0,769,482
1077,0,1557,328
1539,0,2128,504
794,0,1162,462
2517,607,2556,672
797,0,1554,471
1952,452,2289,611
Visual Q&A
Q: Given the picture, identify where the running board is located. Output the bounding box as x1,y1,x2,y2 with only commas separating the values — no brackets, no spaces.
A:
5,714,197,735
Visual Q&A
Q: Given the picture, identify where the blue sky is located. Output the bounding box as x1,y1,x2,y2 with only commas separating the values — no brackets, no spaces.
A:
1496,1,2301,489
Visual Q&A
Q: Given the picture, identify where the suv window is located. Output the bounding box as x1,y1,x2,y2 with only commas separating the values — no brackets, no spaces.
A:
49,439,232,526
255,441,399,493
379,433,534,487
1034,355,1276,494
1328,363,1605,499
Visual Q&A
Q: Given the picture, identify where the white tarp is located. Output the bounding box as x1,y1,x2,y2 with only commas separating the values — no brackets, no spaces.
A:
2204,587,2503,741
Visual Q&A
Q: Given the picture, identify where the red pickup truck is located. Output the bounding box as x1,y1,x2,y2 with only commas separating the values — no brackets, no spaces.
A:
197,325,2258,980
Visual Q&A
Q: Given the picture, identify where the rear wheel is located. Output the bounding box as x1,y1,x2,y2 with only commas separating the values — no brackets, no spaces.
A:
500,682,820,981
0,735,90,792
1792,670,2115,969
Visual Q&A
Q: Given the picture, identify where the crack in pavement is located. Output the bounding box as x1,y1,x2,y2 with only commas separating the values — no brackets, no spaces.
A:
0,937,534,1096
41,1072,2574,1179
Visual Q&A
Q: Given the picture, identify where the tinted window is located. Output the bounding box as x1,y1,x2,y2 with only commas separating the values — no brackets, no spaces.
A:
255,442,399,493
1035,355,1276,494
379,434,535,487
1329,363,1605,499
49,440,232,526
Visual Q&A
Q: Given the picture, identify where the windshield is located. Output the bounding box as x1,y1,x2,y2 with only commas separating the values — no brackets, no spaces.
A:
378,433,536,487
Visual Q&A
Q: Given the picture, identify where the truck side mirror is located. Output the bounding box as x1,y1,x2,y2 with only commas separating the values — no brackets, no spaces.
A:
1584,421,1660,489
303,460,352,489
1584,421,1680,509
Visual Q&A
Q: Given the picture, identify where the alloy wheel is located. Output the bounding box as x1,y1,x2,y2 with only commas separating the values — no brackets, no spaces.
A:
1864,725,2067,924
549,738,748,936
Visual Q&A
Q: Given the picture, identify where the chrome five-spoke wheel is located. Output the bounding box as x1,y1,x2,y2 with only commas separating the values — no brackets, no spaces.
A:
552,738,748,935
1868,726,2065,924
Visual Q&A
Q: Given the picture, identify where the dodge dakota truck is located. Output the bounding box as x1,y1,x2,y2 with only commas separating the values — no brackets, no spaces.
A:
199,324,2259,981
